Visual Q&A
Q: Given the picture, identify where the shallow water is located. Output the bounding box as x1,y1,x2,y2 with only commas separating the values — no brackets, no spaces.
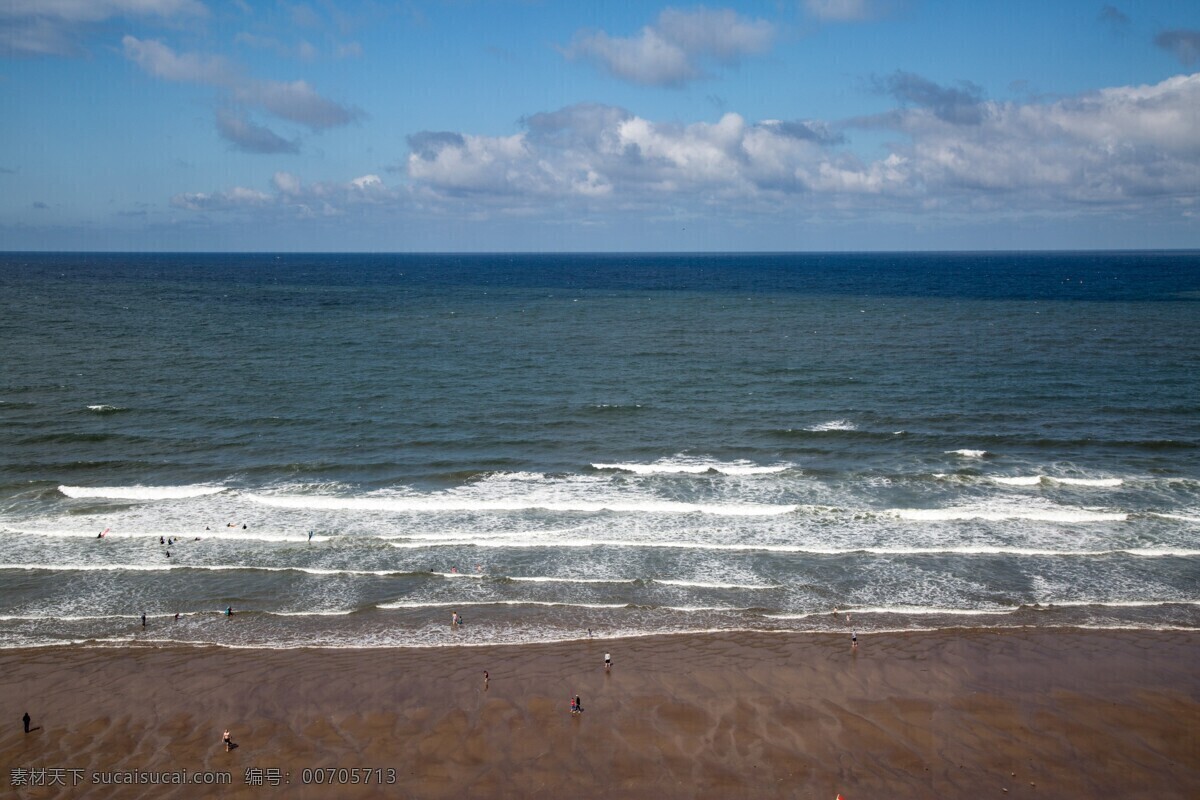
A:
1,251,1198,648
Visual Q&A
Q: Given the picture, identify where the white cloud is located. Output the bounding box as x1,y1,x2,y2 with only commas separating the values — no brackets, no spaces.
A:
172,173,395,220
803,0,877,22
122,36,361,149
1,0,205,57
564,7,774,87
233,79,358,130
1,0,205,24
170,186,271,211
401,72,1200,218
122,35,230,82
172,72,1200,230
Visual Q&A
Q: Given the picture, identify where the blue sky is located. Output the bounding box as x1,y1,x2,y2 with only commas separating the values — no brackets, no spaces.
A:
2,0,1199,251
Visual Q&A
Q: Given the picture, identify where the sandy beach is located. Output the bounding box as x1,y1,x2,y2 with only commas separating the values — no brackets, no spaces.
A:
1,628,1198,799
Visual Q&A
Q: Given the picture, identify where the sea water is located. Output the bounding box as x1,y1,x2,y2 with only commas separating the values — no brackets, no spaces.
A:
0,251,1197,649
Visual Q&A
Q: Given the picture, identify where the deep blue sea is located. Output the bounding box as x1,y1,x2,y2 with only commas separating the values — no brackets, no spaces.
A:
1,251,1198,649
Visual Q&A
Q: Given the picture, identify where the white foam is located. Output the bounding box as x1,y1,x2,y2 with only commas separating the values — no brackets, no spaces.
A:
1148,513,1200,523
510,576,636,585
992,476,1042,486
6,526,331,543
387,539,1200,557
947,449,989,458
377,600,628,610
846,606,1015,616
592,460,790,476
59,485,227,500
992,476,1124,488
654,579,780,590
86,404,124,412
246,493,796,516
806,419,856,431
887,506,1127,523
1030,600,1200,609
0,563,435,576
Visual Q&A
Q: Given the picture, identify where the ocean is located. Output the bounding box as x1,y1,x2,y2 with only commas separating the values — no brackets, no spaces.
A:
1,251,1198,649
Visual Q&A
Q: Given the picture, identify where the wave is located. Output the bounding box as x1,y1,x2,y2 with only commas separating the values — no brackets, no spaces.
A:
1025,600,1200,609
591,460,790,476
992,476,1124,488
848,606,1015,616
805,419,857,432
246,493,797,516
1147,512,1200,523
85,404,126,413
391,540,1198,557
653,579,781,590
0,563,440,577
510,576,636,585
6,527,332,543
886,506,1126,522
58,485,227,500
377,600,629,610
946,449,990,458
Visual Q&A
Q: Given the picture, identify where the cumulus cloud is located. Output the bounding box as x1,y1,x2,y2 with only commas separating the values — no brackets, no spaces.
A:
1,0,206,57
1156,30,1200,66
564,7,774,87
216,108,299,154
173,72,1200,228
407,103,855,201
172,172,394,219
869,72,1200,203
398,71,1200,219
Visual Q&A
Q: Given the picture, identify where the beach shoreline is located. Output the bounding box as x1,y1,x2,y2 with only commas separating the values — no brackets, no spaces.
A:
2,627,1198,798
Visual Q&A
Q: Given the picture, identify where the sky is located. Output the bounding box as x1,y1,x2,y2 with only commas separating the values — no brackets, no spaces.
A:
2,0,1199,252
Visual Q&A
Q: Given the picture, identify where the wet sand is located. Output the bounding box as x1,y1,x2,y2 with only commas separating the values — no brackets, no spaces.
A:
1,628,1198,798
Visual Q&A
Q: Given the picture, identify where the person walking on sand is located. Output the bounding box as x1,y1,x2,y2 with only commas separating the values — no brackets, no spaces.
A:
483,670,489,689
604,652,611,671
223,729,232,751
575,695,583,713
22,712,30,733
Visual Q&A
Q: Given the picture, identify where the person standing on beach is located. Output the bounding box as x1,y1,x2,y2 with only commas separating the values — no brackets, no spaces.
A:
851,629,858,649
604,652,611,671
141,612,146,629
223,729,232,751
483,671,489,689
22,712,30,733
